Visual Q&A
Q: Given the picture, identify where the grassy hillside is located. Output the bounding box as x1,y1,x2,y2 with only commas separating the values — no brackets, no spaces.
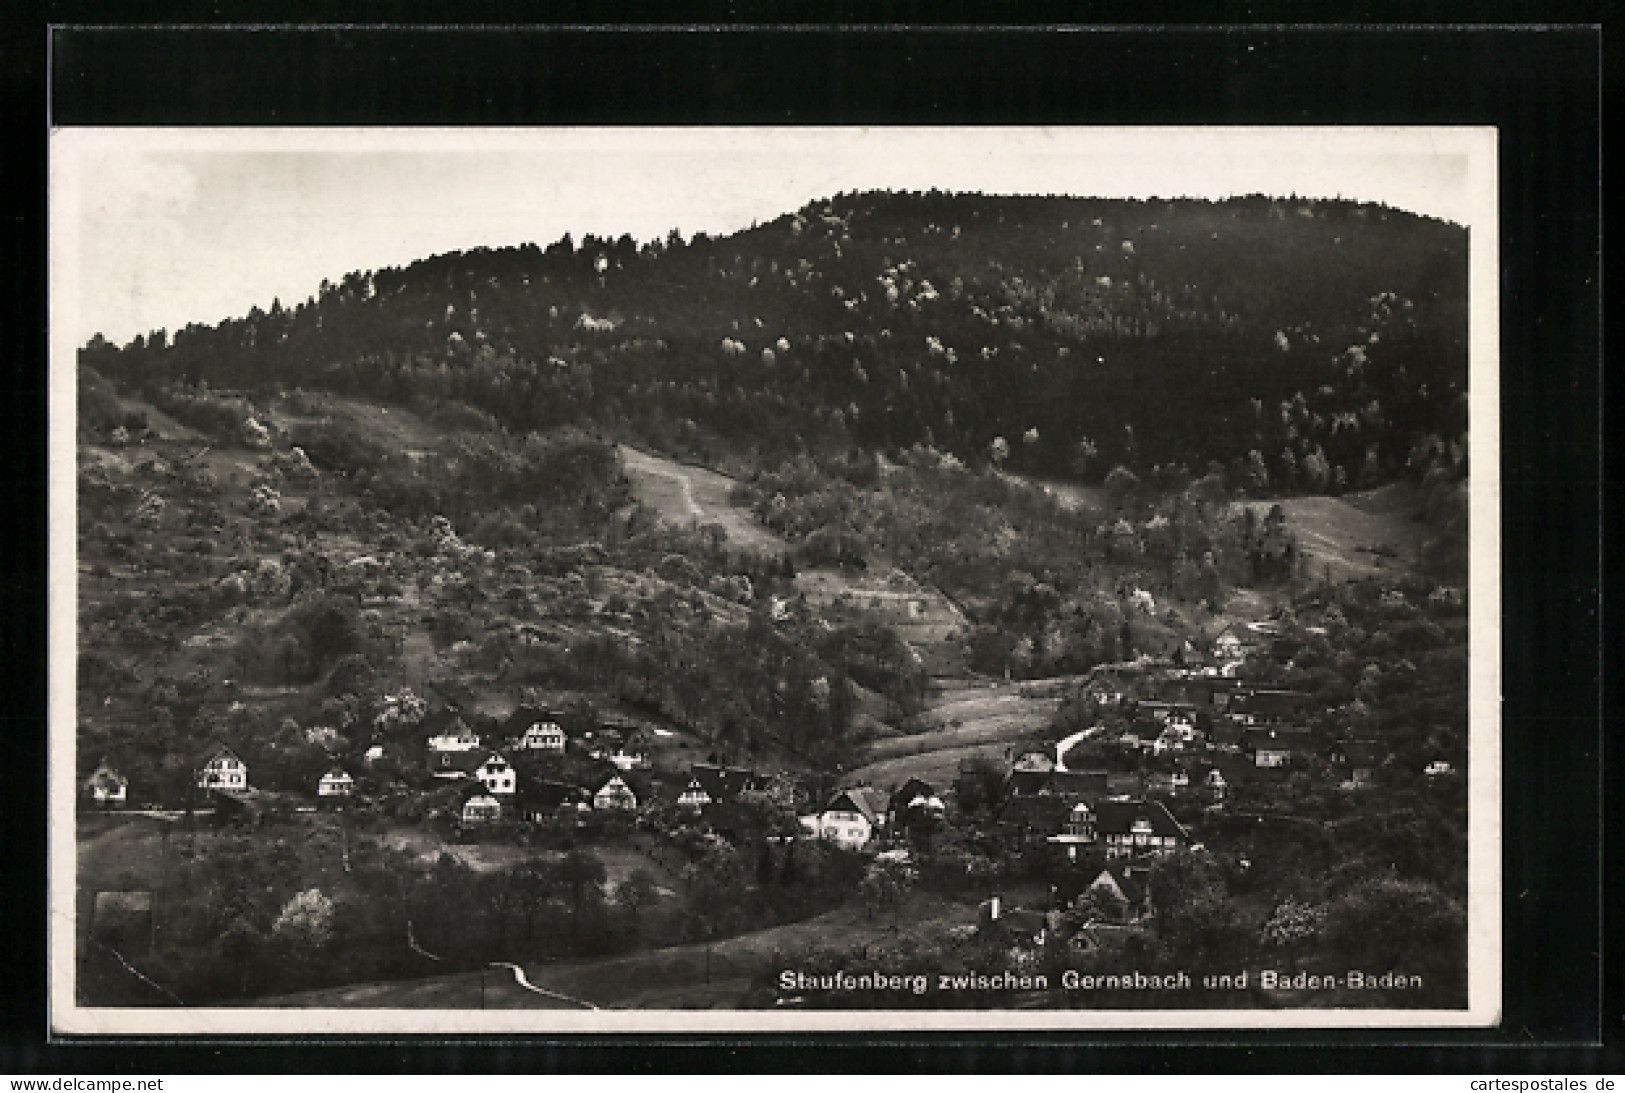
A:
255,891,980,1010
1239,485,1432,583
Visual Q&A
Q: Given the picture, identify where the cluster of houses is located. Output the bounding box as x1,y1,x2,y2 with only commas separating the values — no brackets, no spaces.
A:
976,755,1195,864
78,661,1422,834
795,762,1191,876
80,703,666,821
1070,655,1419,791
80,651,1450,936
786,761,1199,931
797,782,940,851
87,701,943,844
410,705,668,824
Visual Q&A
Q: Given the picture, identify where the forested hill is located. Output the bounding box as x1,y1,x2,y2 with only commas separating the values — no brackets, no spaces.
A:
82,191,1468,492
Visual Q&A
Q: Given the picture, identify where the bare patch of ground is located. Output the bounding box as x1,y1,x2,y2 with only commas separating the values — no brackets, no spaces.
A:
619,445,788,556
997,470,1110,515
1237,487,1427,582
617,447,969,675
374,829,544,874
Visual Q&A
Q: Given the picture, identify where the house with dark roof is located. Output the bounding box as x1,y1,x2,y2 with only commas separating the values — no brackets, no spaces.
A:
1006,768,1053,798
1081,662,1155,707
1046,769,1111,801
1232,688,1312,724
1006,767,1110,804
592,772,641,811
982,905,1052,948
431,748,485,780
583,716,645,758
1151,720,1201,755
608,741,650,771
1046,801,1099,862
677,764,755,809
1163,672,1241,705
1332,739,1387,786
515,777,590,821
888,778,945,825
1201,749,1261,792
1244,725,1315,768
809,786,888,850
474,752,517,795
1142,763,1185,795
1136,699,1198,724
1117,722,1155,751
582,725,643,764
1212,625,1264,663
1169,757,1229,802
1093,798,1189,858
1081,677,1129,707
507,706,567,753
1082,861,1153,923
1000,794,1073,841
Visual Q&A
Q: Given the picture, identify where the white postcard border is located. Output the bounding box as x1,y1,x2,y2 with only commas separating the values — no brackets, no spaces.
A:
48,125,1502,1035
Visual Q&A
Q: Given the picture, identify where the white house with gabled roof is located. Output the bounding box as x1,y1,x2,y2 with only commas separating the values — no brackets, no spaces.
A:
83,761,128,806
426,717,481,753
474,752,516,795
318,767,355,798
196,744,249,792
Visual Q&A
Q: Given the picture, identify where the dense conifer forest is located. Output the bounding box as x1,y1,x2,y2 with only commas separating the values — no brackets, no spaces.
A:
81,191,1467,493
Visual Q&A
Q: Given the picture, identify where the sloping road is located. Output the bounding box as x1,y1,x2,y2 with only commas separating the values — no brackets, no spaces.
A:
488,962,599,1009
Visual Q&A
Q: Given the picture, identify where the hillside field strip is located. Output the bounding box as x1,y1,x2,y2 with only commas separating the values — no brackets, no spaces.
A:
618,445,788,556
1238,485,1429,582
997,470,1110,515
616,445,968,669
847,681,1062,787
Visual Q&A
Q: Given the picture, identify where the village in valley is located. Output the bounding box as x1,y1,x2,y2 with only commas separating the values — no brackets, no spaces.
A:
74,187,1471,1012
87,623,1451,864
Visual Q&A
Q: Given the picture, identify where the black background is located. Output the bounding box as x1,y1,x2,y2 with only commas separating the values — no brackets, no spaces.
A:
2,11,1609,1074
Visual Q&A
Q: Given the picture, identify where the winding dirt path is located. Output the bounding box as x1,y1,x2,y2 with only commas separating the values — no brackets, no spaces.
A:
488,962,599,1009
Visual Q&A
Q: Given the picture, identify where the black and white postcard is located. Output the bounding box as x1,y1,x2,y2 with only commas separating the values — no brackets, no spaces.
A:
50,125,1500,1033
